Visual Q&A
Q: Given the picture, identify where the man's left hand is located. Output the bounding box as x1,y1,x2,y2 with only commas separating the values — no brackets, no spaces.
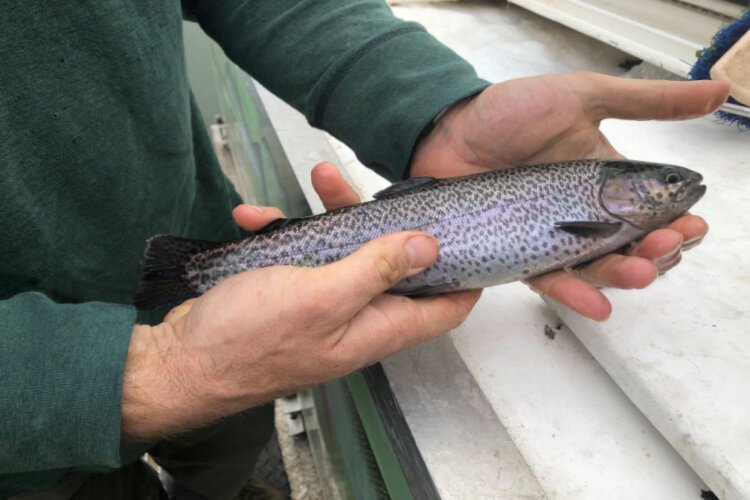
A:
408,73,729,320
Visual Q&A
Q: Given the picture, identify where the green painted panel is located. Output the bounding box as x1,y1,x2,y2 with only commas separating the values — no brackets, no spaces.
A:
312,380,390,499
346,373,414,500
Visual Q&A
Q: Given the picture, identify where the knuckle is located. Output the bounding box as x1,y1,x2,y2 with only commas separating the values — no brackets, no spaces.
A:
371,251,405,286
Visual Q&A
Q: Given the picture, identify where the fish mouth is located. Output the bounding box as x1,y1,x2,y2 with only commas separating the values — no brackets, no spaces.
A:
674,181,706,202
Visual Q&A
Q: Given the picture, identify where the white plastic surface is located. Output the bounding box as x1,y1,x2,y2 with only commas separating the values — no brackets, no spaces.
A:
507,0,729,76
451,285,708,499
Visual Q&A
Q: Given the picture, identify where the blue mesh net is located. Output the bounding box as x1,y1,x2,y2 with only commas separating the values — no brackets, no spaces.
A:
688,10,750,127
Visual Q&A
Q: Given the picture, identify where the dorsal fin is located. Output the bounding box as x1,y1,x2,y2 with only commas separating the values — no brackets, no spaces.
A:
555,221,622,237
254,216,315,234
257,218,293,233
374,177,437,200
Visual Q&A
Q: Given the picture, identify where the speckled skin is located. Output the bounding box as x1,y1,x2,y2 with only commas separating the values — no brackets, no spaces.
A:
177,160,704,296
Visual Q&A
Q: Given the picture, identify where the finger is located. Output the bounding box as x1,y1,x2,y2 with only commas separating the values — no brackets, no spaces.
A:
570,254,659,289
526,272,612,321
311,162,361,211
232,204,286,232
580,74,729,121
627,228,683,261
335,289,482,366
666,214,708,251
306,232,440,321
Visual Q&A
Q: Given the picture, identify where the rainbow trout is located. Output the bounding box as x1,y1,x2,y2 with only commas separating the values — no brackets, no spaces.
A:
135,160,705,309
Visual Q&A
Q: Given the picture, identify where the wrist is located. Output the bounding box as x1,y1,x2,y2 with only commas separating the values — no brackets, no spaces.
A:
409,93,481,179
121,321,211,441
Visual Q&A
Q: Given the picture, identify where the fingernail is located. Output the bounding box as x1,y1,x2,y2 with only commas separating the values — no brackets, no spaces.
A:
405,236,438,269
654,247,682,274
705,96,726,114
316,163,336,177
521,280,545,297
681,235,704,251
247,205,264,214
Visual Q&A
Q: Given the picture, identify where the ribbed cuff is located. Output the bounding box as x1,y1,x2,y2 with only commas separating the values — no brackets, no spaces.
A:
0,293,136,472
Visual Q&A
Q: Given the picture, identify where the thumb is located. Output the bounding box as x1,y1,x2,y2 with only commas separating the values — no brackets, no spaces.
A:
579,73,729,121
308,232,439,318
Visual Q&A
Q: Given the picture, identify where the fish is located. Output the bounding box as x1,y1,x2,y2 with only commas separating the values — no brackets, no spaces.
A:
134,159,706,309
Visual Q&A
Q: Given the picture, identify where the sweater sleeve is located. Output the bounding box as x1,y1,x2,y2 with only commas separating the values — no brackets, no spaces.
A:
0,292,135,473
184,0,490,180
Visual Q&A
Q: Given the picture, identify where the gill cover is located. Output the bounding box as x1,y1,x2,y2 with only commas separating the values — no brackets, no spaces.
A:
599,160,706,229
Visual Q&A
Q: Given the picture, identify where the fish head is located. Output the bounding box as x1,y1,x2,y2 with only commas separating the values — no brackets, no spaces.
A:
599,160,706,229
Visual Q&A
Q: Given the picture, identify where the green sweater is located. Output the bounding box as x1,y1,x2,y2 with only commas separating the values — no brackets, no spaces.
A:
0,0,488,496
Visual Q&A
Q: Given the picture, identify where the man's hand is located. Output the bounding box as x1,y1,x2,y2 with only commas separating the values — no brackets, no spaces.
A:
410,72,730,320
122,164,479,441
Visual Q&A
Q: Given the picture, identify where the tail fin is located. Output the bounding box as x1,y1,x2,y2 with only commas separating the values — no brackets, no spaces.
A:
135,235,223,310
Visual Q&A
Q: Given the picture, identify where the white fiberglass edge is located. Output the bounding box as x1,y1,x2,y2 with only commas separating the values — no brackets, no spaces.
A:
679,0,745,19
507,0,730,77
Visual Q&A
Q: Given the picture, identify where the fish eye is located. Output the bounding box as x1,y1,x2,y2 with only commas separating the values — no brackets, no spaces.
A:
664,172,681,184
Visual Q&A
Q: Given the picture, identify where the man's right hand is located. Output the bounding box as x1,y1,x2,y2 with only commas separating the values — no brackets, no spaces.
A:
121,164,480,441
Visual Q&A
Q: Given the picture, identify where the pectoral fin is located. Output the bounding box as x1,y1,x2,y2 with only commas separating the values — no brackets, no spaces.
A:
555,221,622,237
